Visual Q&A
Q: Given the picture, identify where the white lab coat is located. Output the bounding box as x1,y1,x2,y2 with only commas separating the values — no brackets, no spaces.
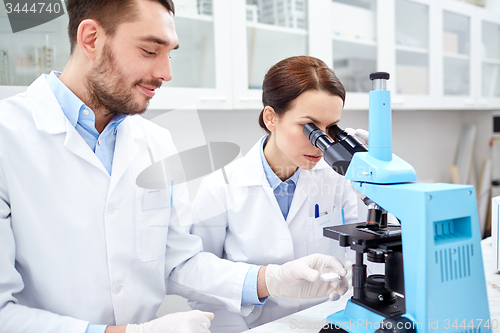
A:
0,75,254,333
190,138,363,332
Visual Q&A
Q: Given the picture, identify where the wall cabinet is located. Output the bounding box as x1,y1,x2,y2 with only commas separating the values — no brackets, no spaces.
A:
1,0,499,111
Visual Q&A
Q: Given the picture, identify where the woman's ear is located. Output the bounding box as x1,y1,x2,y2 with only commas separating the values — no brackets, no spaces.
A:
262,106,277,132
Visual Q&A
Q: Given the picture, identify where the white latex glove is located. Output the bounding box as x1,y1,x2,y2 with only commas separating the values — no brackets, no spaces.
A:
265,253,349,301
126,310,214,333
345,128,369,146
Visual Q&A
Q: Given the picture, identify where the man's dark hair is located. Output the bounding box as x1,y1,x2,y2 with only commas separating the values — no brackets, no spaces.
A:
65,0,175,54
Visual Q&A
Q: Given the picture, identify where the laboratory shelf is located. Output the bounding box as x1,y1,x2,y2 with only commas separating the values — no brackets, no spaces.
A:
443,53,470,61
395,45,428,54
483,59,500,65
332,35,377,47
246,22,307,36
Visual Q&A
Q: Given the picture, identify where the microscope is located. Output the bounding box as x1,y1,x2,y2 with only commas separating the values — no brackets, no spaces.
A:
304,72,491,333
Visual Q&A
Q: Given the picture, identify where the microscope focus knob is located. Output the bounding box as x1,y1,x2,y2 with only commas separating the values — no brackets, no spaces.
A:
364,275,396,306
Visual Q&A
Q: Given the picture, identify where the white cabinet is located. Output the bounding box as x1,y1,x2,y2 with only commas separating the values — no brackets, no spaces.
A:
230,0,309,110
145,0,234,110
395,0,429,96
1,0,500,111
230,0,500,111
480,9,500,107
331,0,377,94
328,0,500,110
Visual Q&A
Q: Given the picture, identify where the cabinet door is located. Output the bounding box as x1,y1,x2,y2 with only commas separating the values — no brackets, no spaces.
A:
232,0,309,110
443,10,471,96
435,0,486,110
479,14,500,108
0,3,69,99
395,0,429,96
330,0,377,110
481,21,500,98
331,0,377,93
149,0,233,110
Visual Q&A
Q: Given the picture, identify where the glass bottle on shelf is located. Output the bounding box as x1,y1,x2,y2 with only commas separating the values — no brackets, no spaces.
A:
443,10,470,96
331,0,376,93
245,0,308,89
162,0,216,88
0,5,69,86
482,21,500,98
395,0,429,95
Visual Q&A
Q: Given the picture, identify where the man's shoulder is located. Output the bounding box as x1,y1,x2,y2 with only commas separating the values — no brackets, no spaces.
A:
0,91,29,109
0,75,57,123
0,91,31,122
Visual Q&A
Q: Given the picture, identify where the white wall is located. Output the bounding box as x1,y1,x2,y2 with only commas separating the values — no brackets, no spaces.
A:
196,108,495,184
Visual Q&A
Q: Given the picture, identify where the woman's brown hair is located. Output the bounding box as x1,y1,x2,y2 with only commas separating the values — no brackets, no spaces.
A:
259,56,345,134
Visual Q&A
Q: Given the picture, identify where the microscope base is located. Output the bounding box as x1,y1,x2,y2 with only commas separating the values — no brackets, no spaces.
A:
321,299,386,333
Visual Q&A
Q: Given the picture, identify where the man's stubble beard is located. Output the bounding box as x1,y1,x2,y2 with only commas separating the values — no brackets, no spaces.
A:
86,43,152,117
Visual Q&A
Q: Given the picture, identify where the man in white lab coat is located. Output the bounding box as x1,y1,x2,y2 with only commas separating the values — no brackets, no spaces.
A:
0,1,349,332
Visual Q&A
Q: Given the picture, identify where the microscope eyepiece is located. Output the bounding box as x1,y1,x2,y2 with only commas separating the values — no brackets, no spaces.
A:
328,125,347,142
370,72,390,91
369,72,390,80
303,123,333,153
303,123,367,176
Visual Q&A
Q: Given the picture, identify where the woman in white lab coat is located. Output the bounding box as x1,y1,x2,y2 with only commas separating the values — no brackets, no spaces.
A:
189,56,365,332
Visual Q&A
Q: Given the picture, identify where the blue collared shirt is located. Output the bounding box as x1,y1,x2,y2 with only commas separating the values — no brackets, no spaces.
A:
45,71,126,175
260,137,301,220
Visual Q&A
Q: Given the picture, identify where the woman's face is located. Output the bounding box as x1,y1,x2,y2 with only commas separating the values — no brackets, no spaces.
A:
267,90,344,171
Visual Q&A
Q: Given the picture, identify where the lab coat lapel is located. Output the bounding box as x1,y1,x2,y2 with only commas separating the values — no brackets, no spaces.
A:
64,122,109,174
30,75,67,135
286,159,329,222
109,118,146,196
285,170,314,223
234,139,268,187
235,138,285,221
28,75,109,174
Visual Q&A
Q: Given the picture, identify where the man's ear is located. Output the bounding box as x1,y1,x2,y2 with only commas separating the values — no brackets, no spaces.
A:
77,19,104,61
262,106,277,132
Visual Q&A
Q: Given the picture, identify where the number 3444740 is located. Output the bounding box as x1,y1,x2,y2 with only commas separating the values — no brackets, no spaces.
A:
5,2,62,14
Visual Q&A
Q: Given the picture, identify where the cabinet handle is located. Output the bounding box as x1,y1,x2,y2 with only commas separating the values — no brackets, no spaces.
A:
464,99,475,106
392,99,405,105
199,96,227,101
478,99,488,106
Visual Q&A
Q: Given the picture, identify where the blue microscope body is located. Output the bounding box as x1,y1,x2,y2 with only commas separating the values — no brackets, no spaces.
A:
321,73,491,332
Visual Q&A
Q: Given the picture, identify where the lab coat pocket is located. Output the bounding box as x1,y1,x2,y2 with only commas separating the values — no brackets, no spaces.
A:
311,209,344,242
143,189,170,210
136,189,171,262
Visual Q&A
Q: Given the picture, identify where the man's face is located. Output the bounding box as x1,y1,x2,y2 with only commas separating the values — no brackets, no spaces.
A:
86,0,178,116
